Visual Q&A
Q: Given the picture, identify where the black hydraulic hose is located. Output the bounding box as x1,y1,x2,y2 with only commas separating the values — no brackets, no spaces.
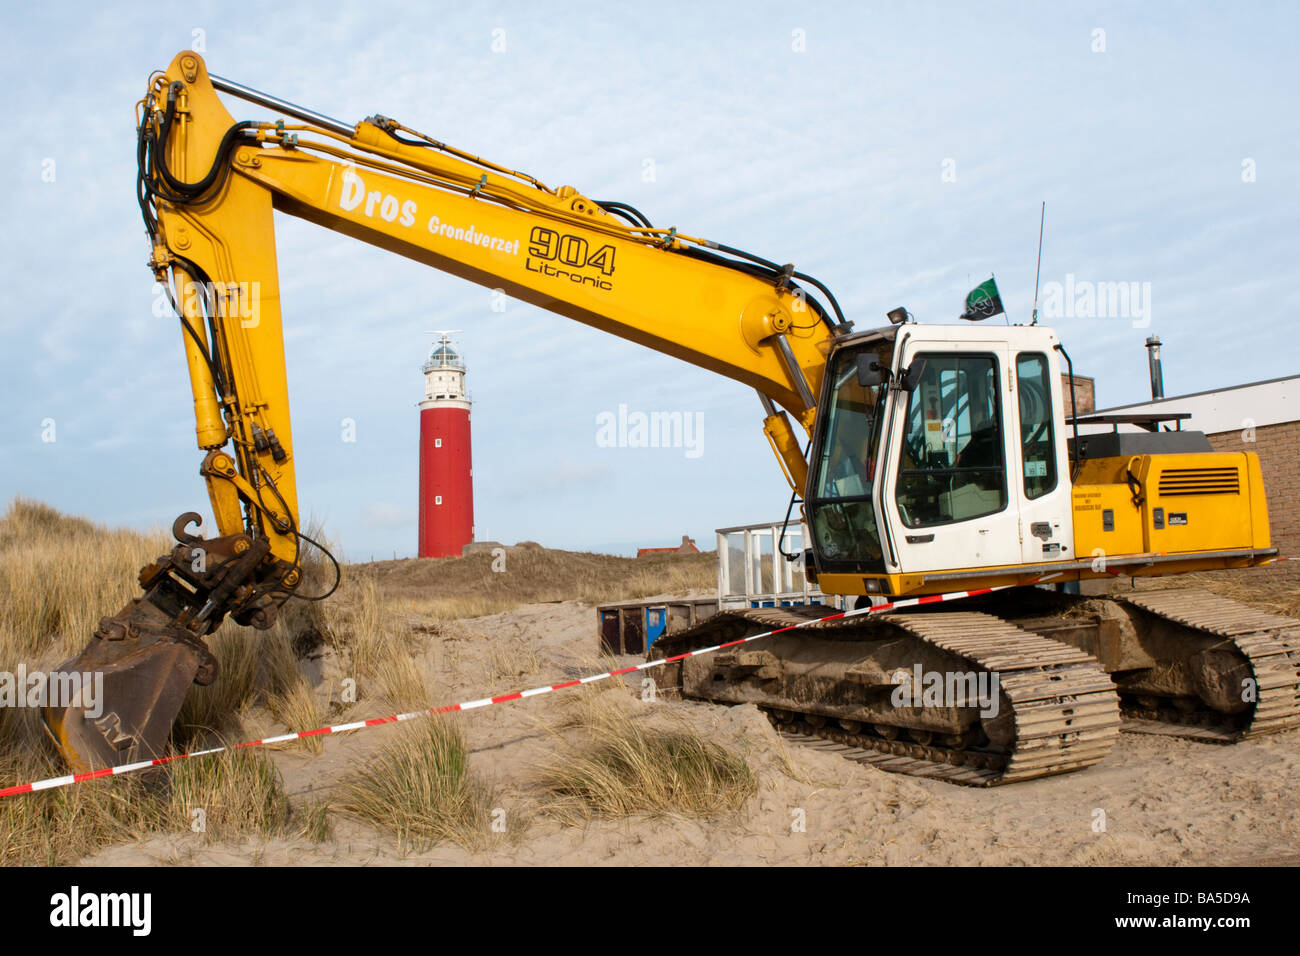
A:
675,243,777,281
289,526,343,601
706,239,784,273
136,121,158,233
594,203,644,228
705,239,847,329
152,119,256,200
788,269,847,328
381,126,438,150
777,487,805,561
169,254,232,399
372,116,842,333
595,200,653,228
259,466,342,601
152,83,256,200
675,245,837,332
174,300,221,391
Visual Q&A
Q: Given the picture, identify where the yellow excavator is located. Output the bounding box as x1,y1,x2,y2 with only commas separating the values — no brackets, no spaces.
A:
42,51,1300,785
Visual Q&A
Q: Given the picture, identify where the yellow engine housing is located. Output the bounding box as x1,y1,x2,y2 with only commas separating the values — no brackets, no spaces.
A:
1072,451,1271,557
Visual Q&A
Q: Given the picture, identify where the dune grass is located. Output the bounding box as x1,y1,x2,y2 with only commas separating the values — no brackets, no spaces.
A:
336,716,494,852
165,747,290,843
0,498,171,665
294,799,333,843
539,696,755,824
372,652,429,711
0,742,289,865
173,628,265,745
266,678,330,755
365,543,716,622
483,638,542,686
404,594,523,622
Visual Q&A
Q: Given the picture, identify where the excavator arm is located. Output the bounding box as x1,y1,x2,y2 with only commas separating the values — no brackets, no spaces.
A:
44,51,846,770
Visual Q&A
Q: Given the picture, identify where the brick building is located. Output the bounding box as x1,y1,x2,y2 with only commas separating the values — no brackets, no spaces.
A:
1060,373,1096,419
636,535,700,558
1081,375,1300,557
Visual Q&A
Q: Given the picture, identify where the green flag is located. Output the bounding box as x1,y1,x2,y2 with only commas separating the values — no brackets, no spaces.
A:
960,277,1004,320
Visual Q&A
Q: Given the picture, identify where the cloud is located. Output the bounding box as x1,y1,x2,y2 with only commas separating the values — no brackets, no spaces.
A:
362,502,416,529
2,3,1297,557
532,458,613,491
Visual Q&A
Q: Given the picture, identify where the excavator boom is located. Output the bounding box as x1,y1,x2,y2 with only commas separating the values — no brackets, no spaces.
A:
44,51,843,770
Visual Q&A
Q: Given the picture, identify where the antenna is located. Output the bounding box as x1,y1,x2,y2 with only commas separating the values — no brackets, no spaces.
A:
424,329,463,343
1030,201,1045,326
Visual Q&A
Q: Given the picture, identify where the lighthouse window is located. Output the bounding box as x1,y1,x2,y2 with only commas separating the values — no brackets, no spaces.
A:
435,495,443,505
435,438,442,448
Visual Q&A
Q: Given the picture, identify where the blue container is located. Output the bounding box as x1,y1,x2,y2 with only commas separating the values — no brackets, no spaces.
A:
645,607,667,647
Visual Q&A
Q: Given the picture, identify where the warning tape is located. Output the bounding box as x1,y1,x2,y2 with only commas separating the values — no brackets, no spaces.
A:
0,574,1106,800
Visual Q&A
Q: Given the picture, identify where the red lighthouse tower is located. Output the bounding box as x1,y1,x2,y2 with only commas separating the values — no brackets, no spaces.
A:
418,331,474,558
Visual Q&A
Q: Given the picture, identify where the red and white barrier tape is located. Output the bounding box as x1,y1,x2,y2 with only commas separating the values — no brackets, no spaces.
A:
0,577,1047,800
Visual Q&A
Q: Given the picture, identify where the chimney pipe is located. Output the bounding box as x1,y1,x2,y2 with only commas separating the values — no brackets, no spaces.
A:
1145,336,1165,400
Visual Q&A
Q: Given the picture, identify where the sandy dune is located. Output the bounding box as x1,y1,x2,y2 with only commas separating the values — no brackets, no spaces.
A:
81,599,1300,866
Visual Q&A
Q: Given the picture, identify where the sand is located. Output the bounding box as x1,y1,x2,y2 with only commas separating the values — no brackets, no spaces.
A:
81,600,1300,867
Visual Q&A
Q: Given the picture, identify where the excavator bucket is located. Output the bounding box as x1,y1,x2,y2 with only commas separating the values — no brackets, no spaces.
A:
42,608,211,773
41,514,277,773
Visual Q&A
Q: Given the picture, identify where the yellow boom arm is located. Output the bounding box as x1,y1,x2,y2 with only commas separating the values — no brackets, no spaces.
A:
41,50,850,772
146,51,840,566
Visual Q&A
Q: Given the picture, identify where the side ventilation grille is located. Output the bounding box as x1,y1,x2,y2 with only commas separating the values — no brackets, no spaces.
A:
1157,467,1240,496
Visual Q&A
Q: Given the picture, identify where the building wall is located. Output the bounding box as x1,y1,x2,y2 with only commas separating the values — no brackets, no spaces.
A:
1207,420,1300,558
1078,375,1299,560
1060,373,1095,418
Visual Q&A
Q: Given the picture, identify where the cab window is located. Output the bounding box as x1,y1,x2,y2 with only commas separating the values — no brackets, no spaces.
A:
894,353,1007,528
807,341,892,569
813,361,884,500
1016,352,1057,499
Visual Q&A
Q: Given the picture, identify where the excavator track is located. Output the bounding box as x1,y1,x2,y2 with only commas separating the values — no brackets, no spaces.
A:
792,610,1120,786
656,606,1121,787
1115,589,1300,743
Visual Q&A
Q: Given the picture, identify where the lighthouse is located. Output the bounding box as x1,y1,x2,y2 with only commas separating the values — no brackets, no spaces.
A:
418,331,474,558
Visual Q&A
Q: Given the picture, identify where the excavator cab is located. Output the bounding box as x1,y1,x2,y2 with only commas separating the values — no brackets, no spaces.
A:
805,324,1080,596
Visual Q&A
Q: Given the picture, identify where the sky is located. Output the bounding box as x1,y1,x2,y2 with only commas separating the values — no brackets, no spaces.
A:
1,1,1296,559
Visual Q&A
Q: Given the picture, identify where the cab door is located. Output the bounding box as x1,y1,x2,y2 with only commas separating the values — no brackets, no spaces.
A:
880,338,1023,574
1011,348,1075,564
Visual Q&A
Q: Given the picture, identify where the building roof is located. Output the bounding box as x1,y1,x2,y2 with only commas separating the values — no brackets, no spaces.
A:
1084,374,1299,436
636,535,699,558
